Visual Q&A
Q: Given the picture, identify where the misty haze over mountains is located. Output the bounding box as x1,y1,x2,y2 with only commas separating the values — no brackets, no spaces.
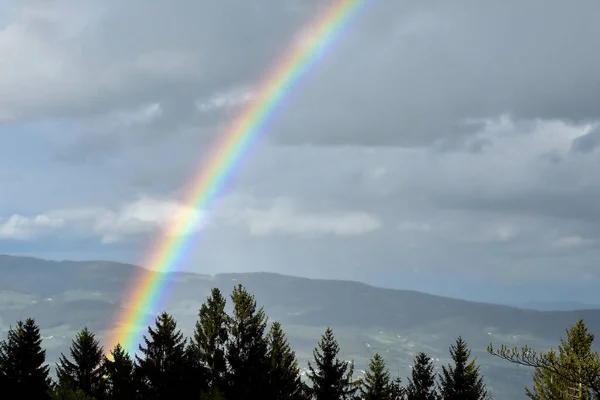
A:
0,254,599,399
513,300,600,311
2,0,600,312
2,1,600,398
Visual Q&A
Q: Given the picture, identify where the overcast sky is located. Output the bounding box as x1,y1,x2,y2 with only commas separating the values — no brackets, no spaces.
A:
1,0,599,304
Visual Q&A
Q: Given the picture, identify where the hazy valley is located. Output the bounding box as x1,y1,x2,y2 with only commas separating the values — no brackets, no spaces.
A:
0,254,599,399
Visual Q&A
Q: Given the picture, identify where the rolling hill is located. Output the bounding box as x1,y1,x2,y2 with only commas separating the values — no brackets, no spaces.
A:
0,254,598,399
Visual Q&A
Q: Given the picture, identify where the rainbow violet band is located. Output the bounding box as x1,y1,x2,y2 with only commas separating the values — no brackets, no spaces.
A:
105,0,366,356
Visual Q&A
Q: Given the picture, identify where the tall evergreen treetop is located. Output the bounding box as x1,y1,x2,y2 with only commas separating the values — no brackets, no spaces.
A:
525,319,598,400
267,321,305,400
489,318,600,396
135,311,191,400
192,287,229,392
307,326,358,400
105,343,135,400
438,336,489,400
360,353,398,400
226,284,270,399
0,318,51,399
56,327,105,398
406,352,439,400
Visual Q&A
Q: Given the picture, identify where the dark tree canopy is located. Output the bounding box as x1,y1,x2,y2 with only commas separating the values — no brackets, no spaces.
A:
406,352,439,400
0,318,52,399
135,311,193,400
191,287,229,394
50,384,97,400
226,284,270,399
437,336,489,400
105,343,136,400
360,353,400,400
56,327,106,398
306,326,359,400
0,284,505,400
266,321,306,400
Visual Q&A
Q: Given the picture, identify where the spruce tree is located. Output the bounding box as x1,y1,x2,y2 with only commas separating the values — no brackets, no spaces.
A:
306,326,358,400
406,352,439,400
390,377,407,400
226,284,270,399
488,318,600,396
191,287,229,395
266,321,305,400
0,318,51,399
526,349,572,399
135,311,191,400
50,384,97,400
525,320,597,399
438,336,489,400
104,343,135,400
360,353,397,400
56,327,106,398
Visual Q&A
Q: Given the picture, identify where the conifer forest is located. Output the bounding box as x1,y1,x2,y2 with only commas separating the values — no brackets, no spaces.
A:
1,284,599,400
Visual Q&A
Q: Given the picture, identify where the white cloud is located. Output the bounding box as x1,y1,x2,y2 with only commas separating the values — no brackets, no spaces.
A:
552,236,595,249
0,197,206,243
0,196,379,242
0,2,102,120
93,197,206,243
219,197,381,237
0,214,65,240
0,2,201,121
196,86,254,113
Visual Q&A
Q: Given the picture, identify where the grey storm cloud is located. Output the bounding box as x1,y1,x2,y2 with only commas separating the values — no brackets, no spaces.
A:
571,126,600,153
3,0,599,157
2,0,600,303
268,0,600,146
0,0,318,121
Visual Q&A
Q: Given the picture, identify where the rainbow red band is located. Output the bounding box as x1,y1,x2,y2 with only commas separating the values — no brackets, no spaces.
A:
106,0,365,355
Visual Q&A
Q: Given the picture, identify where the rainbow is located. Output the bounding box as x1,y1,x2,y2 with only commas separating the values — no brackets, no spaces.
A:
106,0,367,355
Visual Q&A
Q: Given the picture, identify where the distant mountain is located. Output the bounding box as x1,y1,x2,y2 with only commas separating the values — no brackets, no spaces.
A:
514,300,600,311
0,254,599,399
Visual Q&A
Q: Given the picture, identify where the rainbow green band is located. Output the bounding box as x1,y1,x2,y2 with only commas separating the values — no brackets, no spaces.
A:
106,0,366,355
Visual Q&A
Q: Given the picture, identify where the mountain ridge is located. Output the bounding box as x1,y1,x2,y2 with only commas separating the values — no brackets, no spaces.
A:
2,253,593,312
1,254,599,399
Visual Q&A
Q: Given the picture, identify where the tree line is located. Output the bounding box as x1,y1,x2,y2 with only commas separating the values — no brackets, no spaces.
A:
0,283,597,399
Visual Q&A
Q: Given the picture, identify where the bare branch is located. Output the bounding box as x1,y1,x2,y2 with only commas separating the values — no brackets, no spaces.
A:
487,343,600,397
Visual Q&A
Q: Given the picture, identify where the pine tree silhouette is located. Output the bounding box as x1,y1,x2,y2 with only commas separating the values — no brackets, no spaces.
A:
56,327,105,398
191,287,229,396
438,336,489,400
266,321,305,400
307,326,359,400
105,343,136,400
360,353,400,400
226,284,270,399
135,311,193,400
0,318,52,399
406,352,439,400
